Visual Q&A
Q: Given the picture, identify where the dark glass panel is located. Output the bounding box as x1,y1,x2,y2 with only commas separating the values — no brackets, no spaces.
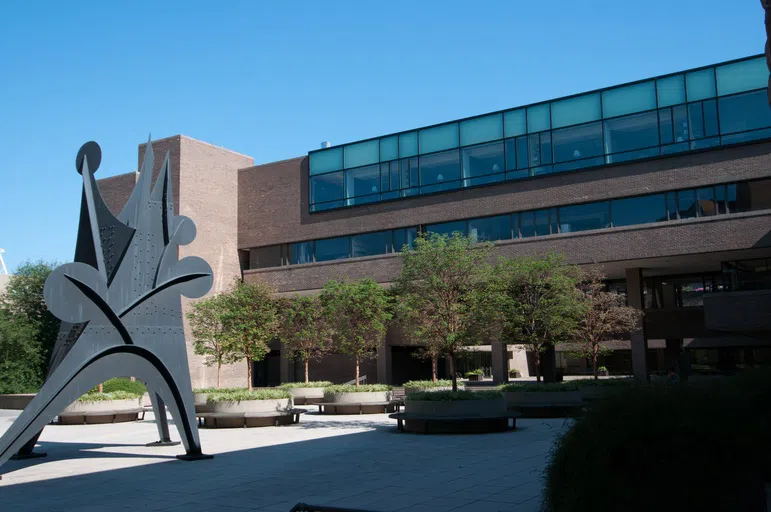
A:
520,211,535,238
347,193,380,206
604,110,659,158
310,200,345,212
528,133,542,168
381,191,400,201
420,150,461,194
516,136,529,169
310,171,344,204
390,161,400,191
345,164,380,200
726,183,737,213
688,102,704,140
553,156,604,173
541,132,552,164
467,174,504,187
718,90,771,135
534,209,552,236
659,108,674,145
690,137,719,150
393,227,418,252
677,189,698,219
399,159,411,189
703,99,719,137
461,142,504,182
558,202,610,233
722,128,771,145
511,213,520,238
409,158,420,187
735,178,771,212
716,184,728,214
315,237,349,262
550,207,559,235
506,169,529,180
666,192,678,220
552,122,604,163
380,163,390,192
290,241,314,265
426,220,467,237
697,187,716,216
468,215,511,242
351,231,391,258
249,245,282,269
607,147,659,164
660,142,689,155
672,105,689,143
504,138,517,171
611,194,667,227
532,165,554,176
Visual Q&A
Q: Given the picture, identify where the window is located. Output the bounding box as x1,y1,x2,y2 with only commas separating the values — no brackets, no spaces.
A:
656,75,686,108
604,110,659,160
399,131,418,158
249,246,282,269
420,150,461,194
716,57,768,96
528,132,552,171
504,109,526,138
290,241,313,265
310,171,344,208
559,202,610,233
520,211,536,238
551,93,601,129
602,81,656,118
344,140,379,169
735,178,771,212
460,114,503,146
468,215,511,242
611,194,667,227
677,189,698,219
380,136,398,162
461,142,505,186
534,209,555,236
315,237,349,262
718,90,771,135
310,147,342,175
426,220,467,237
393,227,418,252
697,187,716,216
552,122,604,170
345,165,380,204
527,104,550,132
685,69,716,102
419,123,459,154
659,108,674,145
351,231,391,258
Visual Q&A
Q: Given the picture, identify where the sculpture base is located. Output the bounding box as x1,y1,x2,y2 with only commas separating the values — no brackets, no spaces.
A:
145,440,180,447
176,453,214,461
11,451,47,460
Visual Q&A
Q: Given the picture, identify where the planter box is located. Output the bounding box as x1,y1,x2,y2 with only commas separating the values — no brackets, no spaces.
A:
0,393,36,410
504,391,583,408
208,398,293,414
404,386,455,395
405,398,506,417
467,375,482,382
598,370,609,377
323,391,393,404
194,393,213,413
287,387,325,405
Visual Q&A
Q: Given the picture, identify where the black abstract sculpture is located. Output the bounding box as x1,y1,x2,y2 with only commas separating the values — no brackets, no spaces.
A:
0,140,213,474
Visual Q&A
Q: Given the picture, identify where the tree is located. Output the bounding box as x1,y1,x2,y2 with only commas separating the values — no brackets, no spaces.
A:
0,261,60,375
497,253,584,382
187,294,238,388
394,233,503,391
278,295,333,383
572,270,643,379
320,278,391,387
0,309,43,394
219,279,279,390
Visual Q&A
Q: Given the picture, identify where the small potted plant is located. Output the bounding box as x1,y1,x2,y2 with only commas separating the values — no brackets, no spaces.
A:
597,366,609,377
465,369,484,382
509,369,522,379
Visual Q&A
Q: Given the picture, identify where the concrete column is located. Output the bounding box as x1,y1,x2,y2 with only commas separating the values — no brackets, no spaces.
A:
491,340,508,384
376,343,392,385
542,345,558,382
626,267,649,382
665,338,683,371
279,343,292,383
509,345,530,378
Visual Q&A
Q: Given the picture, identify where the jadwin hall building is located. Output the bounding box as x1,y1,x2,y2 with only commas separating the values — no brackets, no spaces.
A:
100,55,771,389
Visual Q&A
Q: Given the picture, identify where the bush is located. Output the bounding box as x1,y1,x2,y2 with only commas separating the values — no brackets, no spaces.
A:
406,390,502,401
98,378,147,395
323,384,392,393
542,371,771,511
597,366,608,372
206,389,291,403
570,378,636,388
278,381,333,389
77,391,142,402
402,379,460,389
193,387,247,394
508,369,521,378
499,382,581,392
464,369,483,377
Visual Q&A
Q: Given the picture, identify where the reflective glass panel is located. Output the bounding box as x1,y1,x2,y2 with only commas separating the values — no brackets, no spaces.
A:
527,104,550,133
551,93,601,128
611,194,667,227
686,68,716,102
602,81,656,118
461,142,504,181
552,122,604,163
604,110,659,156
380,163,390,192
677,189,698,219
735,179,771,212
419,123,459,154
697,186,716,216
290,241,313,265
688,103,704,140
504,138,517,171
315,237,349,262
468,215,511,242
344,140,379,169
520,211,535,237
399,131,418,158
389,161,400,191
393,227,418,252
426,221,467,237
460,114,503,146
703,99,719,137
351,231,391,258
716,57,767,96
516,136,529,169
310,147,343,175
380,136,398,162
659,108,674,144
504,109,527,137
559,202,610,233
310,171,344,204
718,90,771,134
673,105,689,143
534,209,552,236
657,75,686,107
345,165,380,200
420,150,461,193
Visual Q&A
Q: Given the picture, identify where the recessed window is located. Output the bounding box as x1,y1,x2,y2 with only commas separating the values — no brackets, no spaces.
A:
420,150,460,194
315,237,350,262
611,194,667,227
461,142,504,184
310,171,344,206
468,215,511,242
345,165,380,202
552,122,604,164
351,231,391,258
426,221,467,237
559,202,610,233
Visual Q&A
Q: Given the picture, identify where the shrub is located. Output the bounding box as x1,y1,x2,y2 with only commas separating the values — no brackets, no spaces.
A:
570,378,636,388
464,369,483,377
77,391,142,402
597,366,608,372
542,372,771,512
406,390,502,401
278,381,333,389
402,380,460,389
206,389,291,403
508,369,521,378
99,378,147,395
499,382,581,392
323,384,392,393
193,387,247,394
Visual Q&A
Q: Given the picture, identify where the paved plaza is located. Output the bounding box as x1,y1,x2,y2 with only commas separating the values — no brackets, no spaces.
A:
0,410,567,511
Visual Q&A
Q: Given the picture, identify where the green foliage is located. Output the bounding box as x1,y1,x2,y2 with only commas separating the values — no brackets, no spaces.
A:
320,278,392,384
495,253,584,381
187,293,239,387
278,295,334,383
464,369,484,377
597,366,608,372
508,369,521,378
0,260,60,380
402,380,458,389
206,389,291,403
0,309,42,393
323,384,392,393
278,381,333,389
568,378,635,388
77,391,142,402
543,372,771,511
406,390,503,401
394,233,503,391
499,381,582,392
193,387,246,394
98,378,147,395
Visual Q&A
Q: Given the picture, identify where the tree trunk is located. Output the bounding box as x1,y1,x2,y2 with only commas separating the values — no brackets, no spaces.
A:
355,356,360,388
247,357,252,390
304,359,309,384
217,362,221,388
592,346,598,380
535,352,541,383
98,383,103,393
431,357,438,383
449,353,457,392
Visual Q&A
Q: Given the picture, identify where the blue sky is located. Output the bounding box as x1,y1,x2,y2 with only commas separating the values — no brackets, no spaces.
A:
0,0,765,272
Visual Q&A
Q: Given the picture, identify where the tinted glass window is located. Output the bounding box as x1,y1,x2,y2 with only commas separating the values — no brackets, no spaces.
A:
345,165,380,200
611,194,667,227
552,122,604,163
520,211,535,237
697,187,716,216
351,231,391,258
688,103,704,140
310,147,343,175
426,221,467,237
393,227,418,252
718,90,771,135
315,237,349,262
672,105,689,143
677,189,698,219
468,215,511,242
250,246,282,269
735,178,771,212
290,241,313,265
659,108,674,145
604,111,659,156
559,202,610,233
461,142,504,180
310,171,344,205
534,209,552,236
420,150,461,194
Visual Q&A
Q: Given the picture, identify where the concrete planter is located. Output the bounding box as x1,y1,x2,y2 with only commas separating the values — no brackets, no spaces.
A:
403,386,456,395
323,391,393,404
63,398,142,414
467,374,482,382
286,387,325,405
194,393,213,413
0,393,36,410
208,398,293,414
405,397,506,417
504,391,583,408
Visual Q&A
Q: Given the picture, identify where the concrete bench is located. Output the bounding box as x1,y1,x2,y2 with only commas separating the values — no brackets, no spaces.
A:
197,408,307,428
315,401,400,415
57,408,146,425
389,412,518,434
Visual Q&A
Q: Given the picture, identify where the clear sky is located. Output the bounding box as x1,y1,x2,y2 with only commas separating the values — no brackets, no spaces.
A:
0,0,765,272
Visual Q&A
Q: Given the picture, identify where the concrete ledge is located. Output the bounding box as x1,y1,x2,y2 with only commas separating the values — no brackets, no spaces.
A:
0,394,36,410
503,391,583,408
322,391,393,404
208,398,293,414
405,398,506,417
286,387,325,405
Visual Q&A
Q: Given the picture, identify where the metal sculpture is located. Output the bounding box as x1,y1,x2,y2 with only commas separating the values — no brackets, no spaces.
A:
0,140,214,474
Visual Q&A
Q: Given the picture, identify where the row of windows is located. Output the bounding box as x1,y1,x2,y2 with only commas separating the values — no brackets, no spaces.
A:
310,88,771,211
309,55,767,175
249,178,771,269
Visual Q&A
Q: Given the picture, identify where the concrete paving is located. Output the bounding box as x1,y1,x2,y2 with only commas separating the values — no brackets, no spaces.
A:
0,410,568,511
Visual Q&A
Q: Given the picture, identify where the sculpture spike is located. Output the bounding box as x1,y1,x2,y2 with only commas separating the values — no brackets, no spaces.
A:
119,135,155,228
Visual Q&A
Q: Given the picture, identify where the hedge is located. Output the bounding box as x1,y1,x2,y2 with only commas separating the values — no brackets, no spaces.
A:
323,384,392,393
206,389,291,403
406,390,502,401
402,380,460,389
278,381,334,389
77,391,142,402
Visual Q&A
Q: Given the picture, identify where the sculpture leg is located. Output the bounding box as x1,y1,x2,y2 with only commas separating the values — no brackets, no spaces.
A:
10,432,47,460
145,392,180,447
